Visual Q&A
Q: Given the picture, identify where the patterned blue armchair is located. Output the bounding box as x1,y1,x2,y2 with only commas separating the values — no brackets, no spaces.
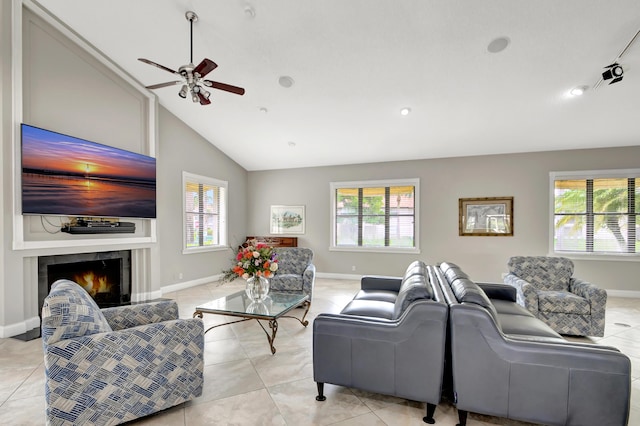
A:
41,279,204,425
504,256,606,337
270,248,315,300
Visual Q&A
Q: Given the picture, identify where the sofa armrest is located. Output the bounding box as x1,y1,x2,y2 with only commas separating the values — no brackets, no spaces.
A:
313,301,447,405
302,263,316,295
450,305,630,425
477,282,517,302
44,318,204,424
360,275,402,291
570,278,607,305
101,300,179,330
503,273,539,315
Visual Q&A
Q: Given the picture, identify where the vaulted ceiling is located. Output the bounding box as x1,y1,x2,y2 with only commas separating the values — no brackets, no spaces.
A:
36,0,640,171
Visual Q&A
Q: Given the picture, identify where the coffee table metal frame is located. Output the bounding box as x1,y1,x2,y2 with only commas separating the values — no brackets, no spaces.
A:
193,290,311,354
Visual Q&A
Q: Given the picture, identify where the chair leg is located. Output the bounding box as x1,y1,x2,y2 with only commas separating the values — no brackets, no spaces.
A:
315,382,326,401
422,402,436,424
456,409,468,426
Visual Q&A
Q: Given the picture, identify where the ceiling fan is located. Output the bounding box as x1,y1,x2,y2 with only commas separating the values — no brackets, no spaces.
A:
138,11,245,105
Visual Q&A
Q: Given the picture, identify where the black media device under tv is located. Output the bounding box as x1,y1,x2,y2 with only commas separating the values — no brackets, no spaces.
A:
21,124,157,219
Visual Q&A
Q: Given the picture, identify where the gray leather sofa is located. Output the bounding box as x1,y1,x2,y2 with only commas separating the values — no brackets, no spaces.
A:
433,262,631,426
313,261,448,424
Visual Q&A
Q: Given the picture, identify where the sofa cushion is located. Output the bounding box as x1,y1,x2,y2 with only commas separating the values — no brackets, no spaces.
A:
393,274,433,319
507,256,574,292
450,278,499,323
403,260,428,281
340,299,395,320
538,291,590,315
353,289,398,303
269,274,304,292
497,313,562,339
491,299,535,317
273,247,313,275
41,279,112,345
440,262,469,284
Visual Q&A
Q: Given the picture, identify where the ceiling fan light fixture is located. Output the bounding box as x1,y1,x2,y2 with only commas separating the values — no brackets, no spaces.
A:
178,85,188,98
138,10,245,106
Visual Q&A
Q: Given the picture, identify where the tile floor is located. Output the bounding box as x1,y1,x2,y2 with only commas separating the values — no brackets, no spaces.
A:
0,278,638,425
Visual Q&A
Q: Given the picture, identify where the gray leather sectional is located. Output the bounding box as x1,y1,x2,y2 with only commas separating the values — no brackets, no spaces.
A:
434,262,631,426
312,260,631,425
313,260,448,424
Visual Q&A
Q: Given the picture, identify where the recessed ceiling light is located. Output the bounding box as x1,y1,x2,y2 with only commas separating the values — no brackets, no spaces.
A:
487,37,510,53
400,107,411,116
259,107,268,113
288,141,296,147
278,76,295,88
569,85,588,96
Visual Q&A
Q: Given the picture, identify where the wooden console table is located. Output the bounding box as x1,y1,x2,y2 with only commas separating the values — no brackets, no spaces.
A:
244,236,297,247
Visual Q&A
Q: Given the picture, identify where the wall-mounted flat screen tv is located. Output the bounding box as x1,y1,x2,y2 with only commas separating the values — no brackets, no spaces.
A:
21,124,157,219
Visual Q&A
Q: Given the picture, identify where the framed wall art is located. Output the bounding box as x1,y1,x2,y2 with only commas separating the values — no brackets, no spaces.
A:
459,197,513,236
270,205,305,235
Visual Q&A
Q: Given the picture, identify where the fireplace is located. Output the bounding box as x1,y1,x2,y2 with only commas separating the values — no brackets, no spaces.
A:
38,250,131,315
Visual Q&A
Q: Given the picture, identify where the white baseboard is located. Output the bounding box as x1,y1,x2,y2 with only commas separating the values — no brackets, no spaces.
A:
606,290,640,298
160,274,223,295
0,315,40,339
316,272,361,280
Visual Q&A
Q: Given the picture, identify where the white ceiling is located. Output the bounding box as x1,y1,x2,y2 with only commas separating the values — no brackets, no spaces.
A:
35,0,640,171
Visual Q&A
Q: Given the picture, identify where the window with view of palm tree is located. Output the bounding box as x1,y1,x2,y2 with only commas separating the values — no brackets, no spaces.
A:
554,176,638,254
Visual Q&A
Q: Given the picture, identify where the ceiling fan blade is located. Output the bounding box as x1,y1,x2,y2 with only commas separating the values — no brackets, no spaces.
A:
203,80,245,95
146,81,183,90
197,92,211,105
138,58,179,75
194,59,218,78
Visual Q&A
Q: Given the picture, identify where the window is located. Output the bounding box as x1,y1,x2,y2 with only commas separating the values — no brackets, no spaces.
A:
330,179,419,253
551,170,639,256
183,172,227,252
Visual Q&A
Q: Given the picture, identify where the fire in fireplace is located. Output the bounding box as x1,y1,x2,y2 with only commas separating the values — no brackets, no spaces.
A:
38,250,131,313
48,258,125,307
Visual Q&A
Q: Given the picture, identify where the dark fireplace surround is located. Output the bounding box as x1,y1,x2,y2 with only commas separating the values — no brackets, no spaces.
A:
38,250,132,316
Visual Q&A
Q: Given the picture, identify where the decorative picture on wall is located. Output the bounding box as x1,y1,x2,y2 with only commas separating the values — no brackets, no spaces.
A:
270,205,305,235
459,197,513,236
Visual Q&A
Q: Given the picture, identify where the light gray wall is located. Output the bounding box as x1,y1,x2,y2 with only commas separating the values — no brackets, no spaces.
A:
157,107,247,286
1,0,10,327
248,146,640,291
0,3,248,335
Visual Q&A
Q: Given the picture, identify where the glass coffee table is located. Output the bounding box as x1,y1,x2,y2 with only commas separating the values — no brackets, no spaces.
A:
193,290,311,354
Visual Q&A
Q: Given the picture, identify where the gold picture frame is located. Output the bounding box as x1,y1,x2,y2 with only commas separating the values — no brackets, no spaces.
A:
459,197,513,236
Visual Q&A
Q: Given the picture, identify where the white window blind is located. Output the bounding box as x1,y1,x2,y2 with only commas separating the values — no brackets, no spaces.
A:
331,179,419,253
183,172,227,251
552,170,639,255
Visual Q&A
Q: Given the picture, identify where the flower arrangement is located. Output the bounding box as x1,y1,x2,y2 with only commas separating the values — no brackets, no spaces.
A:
220,239,278,282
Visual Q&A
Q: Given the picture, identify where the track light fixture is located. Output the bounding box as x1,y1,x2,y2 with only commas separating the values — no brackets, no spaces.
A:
602,63,624,85
594,29,639,89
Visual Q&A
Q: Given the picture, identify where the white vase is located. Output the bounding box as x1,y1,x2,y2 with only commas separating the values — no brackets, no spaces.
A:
245,275,270,301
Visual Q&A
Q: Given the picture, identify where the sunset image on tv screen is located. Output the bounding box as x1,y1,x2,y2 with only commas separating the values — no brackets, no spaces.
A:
21,124,157,218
